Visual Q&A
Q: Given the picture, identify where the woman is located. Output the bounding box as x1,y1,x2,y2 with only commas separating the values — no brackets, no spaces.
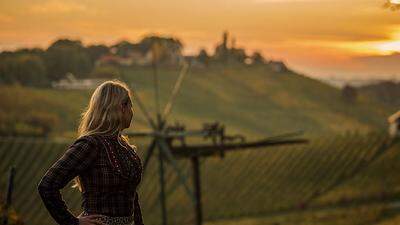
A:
37,80,144,225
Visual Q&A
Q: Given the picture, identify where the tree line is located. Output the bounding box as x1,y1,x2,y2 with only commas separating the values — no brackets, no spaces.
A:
0,32,269,88
0,36,184,87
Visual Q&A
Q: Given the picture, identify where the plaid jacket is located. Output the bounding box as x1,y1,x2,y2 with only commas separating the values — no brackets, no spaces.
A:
37,134,144,225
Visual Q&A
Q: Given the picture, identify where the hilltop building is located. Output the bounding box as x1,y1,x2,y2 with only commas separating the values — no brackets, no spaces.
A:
51,73,108,90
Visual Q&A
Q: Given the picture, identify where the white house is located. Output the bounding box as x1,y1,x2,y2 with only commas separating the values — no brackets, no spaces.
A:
51,73,108,90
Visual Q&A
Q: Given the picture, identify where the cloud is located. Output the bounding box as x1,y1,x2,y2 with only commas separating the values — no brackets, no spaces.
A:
29,0,87,14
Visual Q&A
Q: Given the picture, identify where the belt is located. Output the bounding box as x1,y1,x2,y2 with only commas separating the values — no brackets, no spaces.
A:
79,211,134,225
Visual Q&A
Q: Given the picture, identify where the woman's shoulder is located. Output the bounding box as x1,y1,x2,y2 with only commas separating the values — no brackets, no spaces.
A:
70,134,100,149
122,140,138,154
130,144,138,153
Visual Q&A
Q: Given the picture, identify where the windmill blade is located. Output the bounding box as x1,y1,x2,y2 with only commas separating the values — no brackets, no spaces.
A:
161,61,190,121
152,61,161,117
263,130,305,141
163,129,209,138
170,137,309,158
125,130,157,137
157,137,196,203
130,83,157,130
163,164,192,202
142,138,157,173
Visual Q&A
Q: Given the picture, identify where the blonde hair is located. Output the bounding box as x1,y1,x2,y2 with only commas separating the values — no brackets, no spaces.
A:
71,79,135,192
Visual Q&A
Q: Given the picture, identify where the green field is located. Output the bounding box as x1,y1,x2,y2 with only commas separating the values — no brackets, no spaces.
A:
0,64,396,139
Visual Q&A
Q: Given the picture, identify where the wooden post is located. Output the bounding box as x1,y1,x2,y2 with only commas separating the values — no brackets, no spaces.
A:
158,147,168,225
191,157,203,225
2,166,16,225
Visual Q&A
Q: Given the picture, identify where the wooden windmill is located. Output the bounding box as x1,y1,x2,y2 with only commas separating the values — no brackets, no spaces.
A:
125,51,308,225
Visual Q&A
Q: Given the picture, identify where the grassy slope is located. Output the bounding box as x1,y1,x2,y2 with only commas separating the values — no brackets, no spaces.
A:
119,64,392,138
0,63,394,140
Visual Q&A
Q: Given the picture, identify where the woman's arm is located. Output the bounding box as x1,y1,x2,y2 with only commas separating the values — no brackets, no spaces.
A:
133,191,144,225
37,138,97,225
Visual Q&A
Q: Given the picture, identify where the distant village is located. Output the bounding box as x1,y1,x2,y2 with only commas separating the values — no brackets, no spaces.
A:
51,31,289,90
95,31,288,71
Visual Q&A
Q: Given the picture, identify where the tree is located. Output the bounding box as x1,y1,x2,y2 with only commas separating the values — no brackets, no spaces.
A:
44,39,92,81
197,49,210,66
86,44,110,65
251,51,265,64
111,41,141,57
138,36,183,65
342,84,358,103
0,53,48,86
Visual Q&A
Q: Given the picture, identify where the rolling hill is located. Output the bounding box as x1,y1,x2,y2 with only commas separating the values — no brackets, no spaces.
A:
0,63,394,139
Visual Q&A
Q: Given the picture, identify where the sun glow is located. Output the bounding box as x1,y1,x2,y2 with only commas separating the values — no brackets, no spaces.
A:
390,0,400,4
374,29,400,54
346,29,400,56
375,40,400,54
316,39,400,57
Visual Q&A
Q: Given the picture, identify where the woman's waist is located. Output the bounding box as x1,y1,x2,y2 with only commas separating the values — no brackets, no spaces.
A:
79,210,134,224
80,210,134,217
82,192,136,209
81,191,136,212
82,189,136,198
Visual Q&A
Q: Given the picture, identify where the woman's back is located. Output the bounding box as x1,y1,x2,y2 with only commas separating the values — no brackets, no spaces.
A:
37,133,144,225
37,79,144,225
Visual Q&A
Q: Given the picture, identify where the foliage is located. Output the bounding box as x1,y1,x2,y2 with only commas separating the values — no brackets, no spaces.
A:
44,39,92,81
86,44,110,66
0,53,48,87
251,51,265,64
342,85,358,103
111,41,142,57
0,33,272,87
197,49,210,66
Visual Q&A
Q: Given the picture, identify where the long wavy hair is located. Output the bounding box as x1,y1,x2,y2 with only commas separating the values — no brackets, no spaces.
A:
71,79,135,192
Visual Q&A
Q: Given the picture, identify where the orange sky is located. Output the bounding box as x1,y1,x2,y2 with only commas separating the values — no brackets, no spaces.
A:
1,0,400,80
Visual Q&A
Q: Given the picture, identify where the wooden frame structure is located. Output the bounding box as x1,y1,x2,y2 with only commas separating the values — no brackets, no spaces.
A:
126,60,308,225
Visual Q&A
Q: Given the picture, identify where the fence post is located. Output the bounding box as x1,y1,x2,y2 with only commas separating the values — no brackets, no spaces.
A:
2,166,16,225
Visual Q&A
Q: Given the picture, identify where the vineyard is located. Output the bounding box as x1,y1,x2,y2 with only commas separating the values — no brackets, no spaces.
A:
1,131,400,225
